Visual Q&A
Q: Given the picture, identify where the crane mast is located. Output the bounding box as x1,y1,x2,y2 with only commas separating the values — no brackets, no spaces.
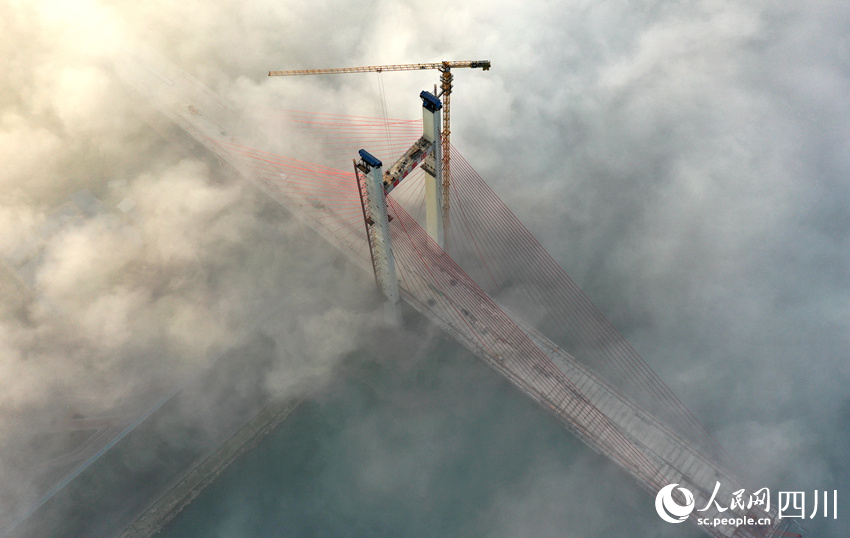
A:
268,60,491,249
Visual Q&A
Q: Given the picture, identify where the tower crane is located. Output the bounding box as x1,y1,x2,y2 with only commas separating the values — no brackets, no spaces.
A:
268,60,491,246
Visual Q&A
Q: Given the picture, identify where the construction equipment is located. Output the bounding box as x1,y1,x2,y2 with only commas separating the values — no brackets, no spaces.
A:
268,60,491,248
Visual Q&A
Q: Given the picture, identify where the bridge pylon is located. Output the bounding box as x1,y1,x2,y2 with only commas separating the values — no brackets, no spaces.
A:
355,90,446,323
355,150,402,324
419,91,444,247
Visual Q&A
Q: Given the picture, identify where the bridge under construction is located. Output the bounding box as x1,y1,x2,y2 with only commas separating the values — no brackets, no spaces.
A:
122,50,803,537
3,48,805,538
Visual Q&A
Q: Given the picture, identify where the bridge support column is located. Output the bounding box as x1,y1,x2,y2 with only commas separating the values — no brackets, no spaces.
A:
355,150,401,325
420,92,444,248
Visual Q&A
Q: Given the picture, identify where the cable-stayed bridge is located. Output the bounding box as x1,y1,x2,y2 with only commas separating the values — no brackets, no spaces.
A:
105,51,803,538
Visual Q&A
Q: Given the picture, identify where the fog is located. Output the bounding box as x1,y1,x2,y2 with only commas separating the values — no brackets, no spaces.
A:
2,0,848,536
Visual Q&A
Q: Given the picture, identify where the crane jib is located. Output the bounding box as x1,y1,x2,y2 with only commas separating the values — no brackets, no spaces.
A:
268,60,491,77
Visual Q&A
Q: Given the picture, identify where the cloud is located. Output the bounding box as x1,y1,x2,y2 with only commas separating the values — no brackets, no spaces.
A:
3,0,849,536
0,1,384,531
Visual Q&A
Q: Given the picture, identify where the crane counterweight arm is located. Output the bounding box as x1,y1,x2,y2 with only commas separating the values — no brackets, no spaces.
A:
269,60,490,77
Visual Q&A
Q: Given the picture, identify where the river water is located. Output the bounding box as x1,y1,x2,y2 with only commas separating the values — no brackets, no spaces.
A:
159,328,691,537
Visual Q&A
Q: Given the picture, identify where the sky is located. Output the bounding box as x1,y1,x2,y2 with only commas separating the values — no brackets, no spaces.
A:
2,0,849,536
